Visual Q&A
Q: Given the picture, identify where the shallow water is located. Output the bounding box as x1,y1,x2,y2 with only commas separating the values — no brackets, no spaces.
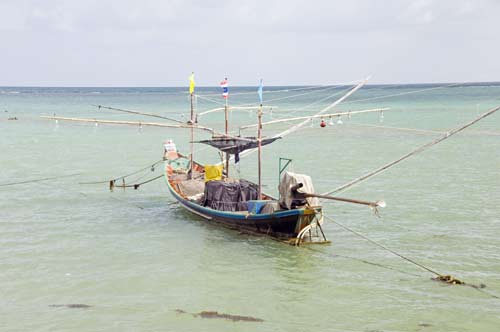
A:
1,84,499,332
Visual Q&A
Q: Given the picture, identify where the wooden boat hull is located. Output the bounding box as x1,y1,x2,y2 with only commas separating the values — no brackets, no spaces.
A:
167,179,318,239
162,153,328,244
164,169,322,241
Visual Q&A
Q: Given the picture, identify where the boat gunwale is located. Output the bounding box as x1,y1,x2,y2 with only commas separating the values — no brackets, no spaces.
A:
163,162,309,221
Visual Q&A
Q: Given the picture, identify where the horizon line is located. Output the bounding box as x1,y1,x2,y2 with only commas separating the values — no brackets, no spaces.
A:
1,81,500,89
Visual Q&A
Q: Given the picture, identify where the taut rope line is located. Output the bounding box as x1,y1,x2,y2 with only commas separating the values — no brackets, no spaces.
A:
323,106,500,196
0,173,83,187
94,104,184,124
324,215,441,276
79,159,164,185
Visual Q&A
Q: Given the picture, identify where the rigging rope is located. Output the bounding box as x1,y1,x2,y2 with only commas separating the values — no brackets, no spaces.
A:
322,106,500,196
230,80,368,164
194,79,363,98
195,94,226,106
0,173,83,187
94,104,184,124
348,122,444,135
341,82,467,105
350,123,500,137
231,84,344,108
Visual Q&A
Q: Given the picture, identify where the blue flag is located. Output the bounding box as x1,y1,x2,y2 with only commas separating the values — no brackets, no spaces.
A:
258,79,263,104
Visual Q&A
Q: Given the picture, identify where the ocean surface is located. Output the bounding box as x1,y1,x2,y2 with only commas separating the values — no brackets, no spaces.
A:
1,83,499,332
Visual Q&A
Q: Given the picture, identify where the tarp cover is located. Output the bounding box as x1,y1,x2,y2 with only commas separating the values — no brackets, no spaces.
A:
196,136,281,162
279,171,319,209
203,179,259,212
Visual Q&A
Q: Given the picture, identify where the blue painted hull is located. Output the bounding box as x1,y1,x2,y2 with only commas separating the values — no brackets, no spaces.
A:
165,174,314,239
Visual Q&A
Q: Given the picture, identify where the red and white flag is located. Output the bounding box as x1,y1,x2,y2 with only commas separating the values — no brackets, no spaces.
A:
220,78,228,99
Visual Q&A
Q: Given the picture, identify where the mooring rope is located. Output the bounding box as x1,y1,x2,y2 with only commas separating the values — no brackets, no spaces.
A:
302,245,422,277
322,106,500,196
110,174,163,190
324,215,441,276
79,159,163,185
323,215,499,298
0,173,83,187
37,180,147,210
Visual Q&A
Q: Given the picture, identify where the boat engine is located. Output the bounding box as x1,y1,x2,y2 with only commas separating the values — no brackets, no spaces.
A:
278,171,319,209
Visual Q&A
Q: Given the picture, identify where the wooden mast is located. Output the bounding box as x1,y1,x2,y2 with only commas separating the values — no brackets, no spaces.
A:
257,104,263,200
189,92,194,179
224,79,229,178
257,78,264,200
188,72,195,179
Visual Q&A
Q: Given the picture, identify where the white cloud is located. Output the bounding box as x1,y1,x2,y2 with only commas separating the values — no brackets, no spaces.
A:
0,0,499,85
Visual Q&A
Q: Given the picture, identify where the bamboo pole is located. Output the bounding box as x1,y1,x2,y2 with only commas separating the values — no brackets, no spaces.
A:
198,105,277,117
304,193,385,208
40,116,214,132
274,76,370,139
93,104,183,123
224,98,230,178
291,183,385,208
257,104,263,200
322,105,500,196
240,107,389,130
233,77,370,163
189,93,195,179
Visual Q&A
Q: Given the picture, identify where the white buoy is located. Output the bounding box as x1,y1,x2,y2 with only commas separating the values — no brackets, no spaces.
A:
337,117,343,124
329,117,334,126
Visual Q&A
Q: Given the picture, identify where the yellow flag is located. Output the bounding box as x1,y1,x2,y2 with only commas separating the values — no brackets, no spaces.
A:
189,72,195,94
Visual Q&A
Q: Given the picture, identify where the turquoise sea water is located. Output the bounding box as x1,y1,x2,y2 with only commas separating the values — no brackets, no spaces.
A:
1,84,499,332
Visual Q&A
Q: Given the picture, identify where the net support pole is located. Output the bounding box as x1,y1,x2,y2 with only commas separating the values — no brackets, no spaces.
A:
224,98,229,178
257,104,263,200
189,93,194,179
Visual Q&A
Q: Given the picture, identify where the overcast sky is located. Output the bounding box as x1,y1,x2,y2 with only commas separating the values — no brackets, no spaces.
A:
1,0,499,86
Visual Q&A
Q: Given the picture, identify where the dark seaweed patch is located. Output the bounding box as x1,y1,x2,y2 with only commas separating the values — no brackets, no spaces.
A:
175,309,263,322
49,304,92,309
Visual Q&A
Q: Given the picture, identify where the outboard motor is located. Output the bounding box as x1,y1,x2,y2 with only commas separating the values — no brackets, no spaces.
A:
278,171,320,209
289,183,307,208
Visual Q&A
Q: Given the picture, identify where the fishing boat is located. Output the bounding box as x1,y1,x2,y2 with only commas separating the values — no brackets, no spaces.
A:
157,76,388,245
41,76,393,245
50,76,500,245
38,79,500,286
162,143,329,244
